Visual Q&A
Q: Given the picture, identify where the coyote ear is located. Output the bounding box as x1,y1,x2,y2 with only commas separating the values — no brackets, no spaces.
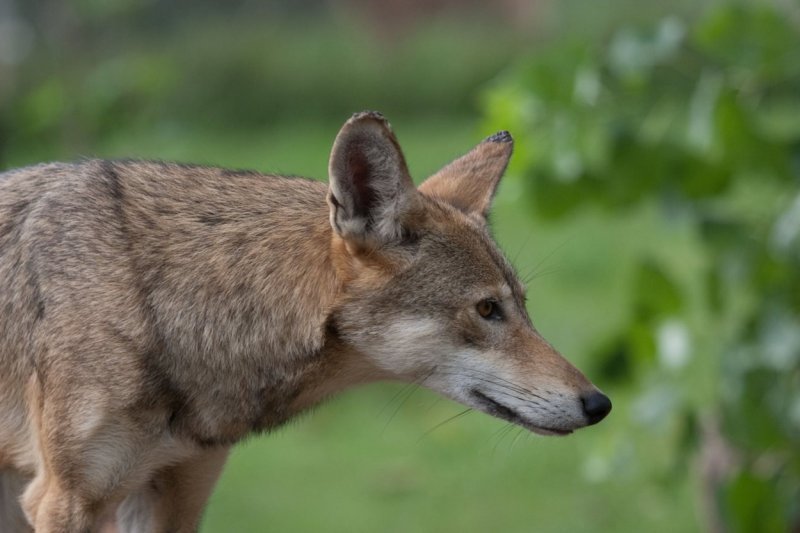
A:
418,131,513,218
328,111,417,246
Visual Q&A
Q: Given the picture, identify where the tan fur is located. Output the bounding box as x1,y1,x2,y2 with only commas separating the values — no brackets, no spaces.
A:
0,111,610,532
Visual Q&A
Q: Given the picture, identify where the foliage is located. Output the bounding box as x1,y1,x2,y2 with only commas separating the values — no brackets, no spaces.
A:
0,7,520,165
483,2,800,530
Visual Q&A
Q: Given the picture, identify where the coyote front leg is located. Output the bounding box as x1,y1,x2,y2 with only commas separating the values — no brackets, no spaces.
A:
20,345,176,532
123,447,229,533
22,402,166,533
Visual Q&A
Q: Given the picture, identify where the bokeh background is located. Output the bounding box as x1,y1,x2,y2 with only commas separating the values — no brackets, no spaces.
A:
1,1,798,531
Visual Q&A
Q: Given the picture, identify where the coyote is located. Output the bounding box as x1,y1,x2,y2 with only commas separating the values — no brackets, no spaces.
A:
0,111,610,532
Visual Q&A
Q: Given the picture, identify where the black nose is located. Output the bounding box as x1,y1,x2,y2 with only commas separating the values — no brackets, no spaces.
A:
581,391,612,425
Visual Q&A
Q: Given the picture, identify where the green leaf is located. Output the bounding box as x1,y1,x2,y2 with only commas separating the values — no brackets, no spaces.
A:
672,152,732,199
482,4,800,528
527,168,594,220
591,334,635,383
694,3,800,84
706,266,724,313
632,260,684,320
723,471,786,533
723,367,788,451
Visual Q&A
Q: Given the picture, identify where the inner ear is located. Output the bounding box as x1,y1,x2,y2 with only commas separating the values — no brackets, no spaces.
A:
345,142,381,221
328,111,417,245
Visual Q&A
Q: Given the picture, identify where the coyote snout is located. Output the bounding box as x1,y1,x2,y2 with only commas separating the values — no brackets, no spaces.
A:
0,110,609,532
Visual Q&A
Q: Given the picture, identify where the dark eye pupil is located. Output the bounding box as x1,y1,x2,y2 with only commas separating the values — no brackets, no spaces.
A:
477,300,495,318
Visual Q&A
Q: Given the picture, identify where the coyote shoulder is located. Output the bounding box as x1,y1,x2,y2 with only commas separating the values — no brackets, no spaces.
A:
0,112,610,532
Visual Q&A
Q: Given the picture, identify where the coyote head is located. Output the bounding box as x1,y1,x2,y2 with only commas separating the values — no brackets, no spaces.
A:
326,111,610,435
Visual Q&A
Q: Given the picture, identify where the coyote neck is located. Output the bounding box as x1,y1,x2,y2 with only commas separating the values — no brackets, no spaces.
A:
259,235,391,424
111,169,375,443
288,336,391,418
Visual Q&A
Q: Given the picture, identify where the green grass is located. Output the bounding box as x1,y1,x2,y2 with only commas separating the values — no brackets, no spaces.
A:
7,116,703,532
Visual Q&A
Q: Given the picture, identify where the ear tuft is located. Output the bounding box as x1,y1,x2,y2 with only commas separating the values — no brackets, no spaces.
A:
351,110,387,122
485,130,513,144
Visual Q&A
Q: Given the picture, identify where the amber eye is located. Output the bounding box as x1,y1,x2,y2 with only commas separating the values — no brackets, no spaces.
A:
476,299,501,320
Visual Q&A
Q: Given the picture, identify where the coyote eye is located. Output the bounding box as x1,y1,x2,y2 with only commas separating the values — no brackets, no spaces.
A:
476,299,502,320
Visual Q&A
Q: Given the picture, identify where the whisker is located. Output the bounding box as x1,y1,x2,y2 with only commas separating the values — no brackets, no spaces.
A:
511,229,535,267
380,383,421,435
380,367,436,434
377,382,416,418
436,365,550,403
492,422,514,447
433,368,562,417
522,238,572,283
489,387,561,417
418,408,474,442
423,395,444,413
523,266,566,284
491,423,517,455
510,427,527,451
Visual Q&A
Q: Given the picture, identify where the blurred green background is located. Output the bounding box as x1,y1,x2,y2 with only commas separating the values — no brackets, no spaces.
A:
1,1,798,531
